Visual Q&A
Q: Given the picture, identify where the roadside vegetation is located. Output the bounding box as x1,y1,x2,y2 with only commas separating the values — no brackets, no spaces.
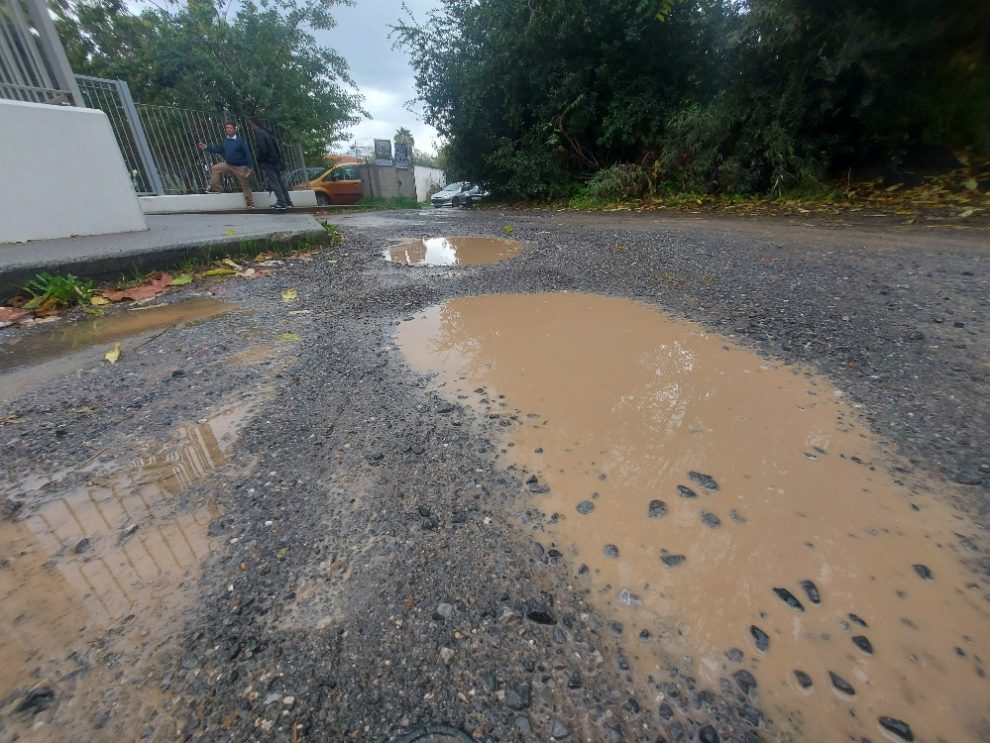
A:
395,0,989,208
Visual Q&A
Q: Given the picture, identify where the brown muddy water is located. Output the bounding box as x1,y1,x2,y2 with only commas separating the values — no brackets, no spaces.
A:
396,292,990,743
0,402,248,740
384,236,523,266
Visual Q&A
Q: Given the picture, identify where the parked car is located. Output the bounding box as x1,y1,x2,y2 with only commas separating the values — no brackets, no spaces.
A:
283,166,325,186
294,164,363,205
430,181,489,208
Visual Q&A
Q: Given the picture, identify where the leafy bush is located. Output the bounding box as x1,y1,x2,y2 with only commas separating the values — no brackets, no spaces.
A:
585,164,647,200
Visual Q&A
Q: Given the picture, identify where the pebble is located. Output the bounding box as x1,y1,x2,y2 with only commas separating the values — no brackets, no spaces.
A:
701,511,721,528
879,716,915,741
699,725,721,743
544,549,563,565
688,471,719,490
725,647,744,662
793,670,813,689
676,485,697,499
912,563,933,581
661,554,686,567
849,613,868,627
732,669,758,696
550,720,570,739
16,688,55,715
74,537,91,554
526,608,556,625
800,579,821,604
439,647,454,664
658,703,674,720
828,671,855,695
729,508,746,523
750,625,770,652
648,499,668,517
773,587,805,612
434,602,454,620
603,544,620,558
506,683,531,710
576,500,594,514
851,635,874,654
618,589,641,607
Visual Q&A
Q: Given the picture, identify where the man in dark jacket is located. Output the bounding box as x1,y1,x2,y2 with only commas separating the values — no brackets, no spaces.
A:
198,123,255,208
250,117,293,209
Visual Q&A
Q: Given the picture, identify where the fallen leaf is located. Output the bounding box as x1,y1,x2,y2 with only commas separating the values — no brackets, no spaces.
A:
281,288,298,302
959,208,977,218
202,268,237,277
148,272,173,289
276,332,301,341
276,547,289,560
101,285,162,302
223,258,243,270
169,273,194,286
223,228,237,236
237,267,257,278
104,343,121,364
0,307,32,323
90,295,112,307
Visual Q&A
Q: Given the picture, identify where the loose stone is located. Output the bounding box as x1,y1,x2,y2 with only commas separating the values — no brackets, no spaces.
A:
699,725,721,743
701,511,721,528
550,720,570,739
773,587,805,612
828,671,855,696
849,612,868,627
725,647,744,662
661,554,686,567
732,669,758,696
603,544,620,558
852,635,874,654
677,484,698,499
879,717,915,741
688,471,719,490
750,625,770,652
648,499,668,517
730,508,746,523
800,579,821,604
576,500,594,515
912,563,934,581
793,670,813,690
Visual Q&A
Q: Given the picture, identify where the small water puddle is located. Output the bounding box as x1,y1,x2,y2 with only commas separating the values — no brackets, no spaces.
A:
0,402,249,739
384,236,522,266
396,292,990,743
0,297,234,373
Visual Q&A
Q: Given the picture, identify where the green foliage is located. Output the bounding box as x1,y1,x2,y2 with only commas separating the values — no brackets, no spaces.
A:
22,273,94,308
319,221,344,245
351,197,421,210
585,165,647,200
396,0,990,199
54,0,365,159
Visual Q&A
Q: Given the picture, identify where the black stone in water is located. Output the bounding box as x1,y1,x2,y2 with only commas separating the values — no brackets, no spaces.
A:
800,579,821,604
603,544,620,558
879,717,914,741
852,635,874,654
793,670,813,689
676,484,697,499
661,554,686,567
576,500,594,515
16,688,55,715
701,512,721,528
725,647,744,662
688,471,719,491
526,609,556,625
750,625,770,652
773,587,805,612
648,499,668,518
828,671,855,695
849,613,868,627
699,725,721,743
912,564,934,581
732,669,758,696
658,703,674,721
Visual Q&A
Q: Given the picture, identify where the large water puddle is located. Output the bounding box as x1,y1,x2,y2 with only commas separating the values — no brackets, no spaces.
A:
384,236,522,266
396,292,990,743
0,402,248,740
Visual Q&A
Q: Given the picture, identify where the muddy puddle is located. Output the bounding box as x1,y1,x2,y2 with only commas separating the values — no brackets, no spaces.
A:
396,292,990,743
384,236,523,266
0,402,249,740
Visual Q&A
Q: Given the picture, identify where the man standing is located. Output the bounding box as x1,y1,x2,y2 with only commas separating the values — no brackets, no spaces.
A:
198,123,255,208
250,117,294,209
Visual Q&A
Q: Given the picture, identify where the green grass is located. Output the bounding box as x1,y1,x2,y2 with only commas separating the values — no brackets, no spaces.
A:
352,197,420,210
21,272,94,308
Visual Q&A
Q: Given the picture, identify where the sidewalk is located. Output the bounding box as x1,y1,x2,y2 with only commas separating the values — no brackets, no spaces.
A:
0,212,327,299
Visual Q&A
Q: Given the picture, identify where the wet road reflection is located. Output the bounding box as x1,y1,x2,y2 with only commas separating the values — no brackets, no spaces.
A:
384,236,523,266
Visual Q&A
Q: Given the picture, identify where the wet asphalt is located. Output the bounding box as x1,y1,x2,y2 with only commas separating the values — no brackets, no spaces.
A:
0,206,988,742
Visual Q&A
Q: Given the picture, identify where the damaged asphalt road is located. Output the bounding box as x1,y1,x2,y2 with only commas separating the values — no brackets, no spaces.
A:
0,207,988,742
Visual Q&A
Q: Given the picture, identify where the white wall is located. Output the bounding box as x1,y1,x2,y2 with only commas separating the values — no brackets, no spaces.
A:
0,99,147,244
414,165,446,202
139,189,318,214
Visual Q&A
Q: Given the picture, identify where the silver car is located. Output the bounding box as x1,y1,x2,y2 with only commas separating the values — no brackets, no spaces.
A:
431,181,489,208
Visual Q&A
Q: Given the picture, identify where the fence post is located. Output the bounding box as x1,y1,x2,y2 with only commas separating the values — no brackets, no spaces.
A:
22,0,83,106
114,78,165,195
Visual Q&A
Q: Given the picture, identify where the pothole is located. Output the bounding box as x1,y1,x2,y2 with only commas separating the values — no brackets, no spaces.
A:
383,236,523,266
395,292,990,743
0,401,250,740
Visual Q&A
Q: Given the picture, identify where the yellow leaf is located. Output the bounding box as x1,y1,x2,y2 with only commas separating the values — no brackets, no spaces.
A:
223,228,237,236
223,258,243,270
501,224,513,234
104,343,121,364
276,547,289,560
202,268,237,277
90,295,112,306
281,288,298,302
277,332,301,341
963,178,978,191
959,208,977,218
169,273,194,286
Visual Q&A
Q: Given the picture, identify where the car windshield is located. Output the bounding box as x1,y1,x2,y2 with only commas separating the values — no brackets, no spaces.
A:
440,182,462,192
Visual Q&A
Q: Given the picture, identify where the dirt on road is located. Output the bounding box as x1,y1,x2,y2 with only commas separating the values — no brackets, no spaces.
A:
1,208,988,743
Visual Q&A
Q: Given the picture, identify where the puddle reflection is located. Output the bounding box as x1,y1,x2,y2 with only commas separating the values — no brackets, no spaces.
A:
397,292,990,743
384,236,522,266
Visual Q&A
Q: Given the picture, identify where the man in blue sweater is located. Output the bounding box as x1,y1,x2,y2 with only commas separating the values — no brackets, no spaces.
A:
198,123,255,208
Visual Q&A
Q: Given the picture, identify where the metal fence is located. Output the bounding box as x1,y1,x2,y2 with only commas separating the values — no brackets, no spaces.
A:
75,74,308,197
0,0,82,104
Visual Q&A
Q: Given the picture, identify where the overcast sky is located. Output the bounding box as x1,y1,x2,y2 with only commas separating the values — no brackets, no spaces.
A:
314,0,441,155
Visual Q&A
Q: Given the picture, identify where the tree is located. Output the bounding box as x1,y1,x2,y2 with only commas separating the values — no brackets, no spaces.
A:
394,127,415,147
55,0,366,159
